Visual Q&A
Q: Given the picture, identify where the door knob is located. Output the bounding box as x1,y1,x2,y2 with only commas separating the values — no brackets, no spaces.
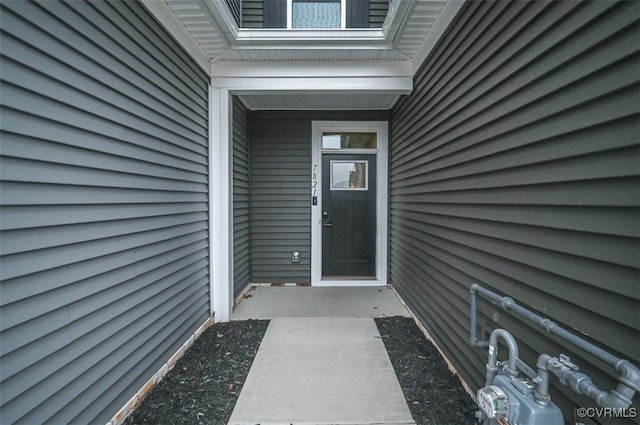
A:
322,211,329,219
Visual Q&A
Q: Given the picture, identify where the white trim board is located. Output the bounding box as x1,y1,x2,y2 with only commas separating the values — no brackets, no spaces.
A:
210,85,234,322
211,60,412,78
311,121,388,287
210,62,412,106
210,64,412,111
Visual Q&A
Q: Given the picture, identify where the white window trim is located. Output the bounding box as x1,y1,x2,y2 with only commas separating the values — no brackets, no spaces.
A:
311,121,388,287
287,0,347,30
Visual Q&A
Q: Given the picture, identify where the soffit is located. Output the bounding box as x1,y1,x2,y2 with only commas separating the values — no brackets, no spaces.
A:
145,0,463,66
237,93,401,110
142,0,466,109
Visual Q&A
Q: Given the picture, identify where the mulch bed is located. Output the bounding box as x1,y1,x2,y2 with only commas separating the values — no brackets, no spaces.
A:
376,316,478,425
126,316,477,425
125,320,269,425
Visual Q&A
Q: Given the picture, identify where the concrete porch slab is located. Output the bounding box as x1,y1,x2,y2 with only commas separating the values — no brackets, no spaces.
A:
232,286,410,320
227,317,415,425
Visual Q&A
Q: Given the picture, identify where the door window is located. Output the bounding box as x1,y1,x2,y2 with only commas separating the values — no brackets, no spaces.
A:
330,160,368,190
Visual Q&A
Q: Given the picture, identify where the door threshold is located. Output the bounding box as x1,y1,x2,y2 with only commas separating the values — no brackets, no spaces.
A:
315,279,385,287
322,276,377,280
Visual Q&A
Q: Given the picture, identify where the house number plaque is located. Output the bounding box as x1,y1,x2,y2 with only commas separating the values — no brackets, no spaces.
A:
311,163,318,205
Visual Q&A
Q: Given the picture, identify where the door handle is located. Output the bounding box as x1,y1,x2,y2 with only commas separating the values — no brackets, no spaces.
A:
323,223,333,227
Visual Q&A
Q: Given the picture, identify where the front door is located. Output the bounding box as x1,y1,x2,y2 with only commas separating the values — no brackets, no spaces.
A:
322,154,376,278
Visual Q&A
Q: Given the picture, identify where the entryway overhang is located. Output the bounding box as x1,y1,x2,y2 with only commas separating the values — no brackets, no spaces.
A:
140,0,467,322
211,60,413,110
209,72,403,322
141,0,466,76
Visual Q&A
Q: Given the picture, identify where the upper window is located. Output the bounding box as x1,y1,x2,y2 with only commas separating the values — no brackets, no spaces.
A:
242,0,386,30
292,0,340,28
291,0,344,29
322,132,378,150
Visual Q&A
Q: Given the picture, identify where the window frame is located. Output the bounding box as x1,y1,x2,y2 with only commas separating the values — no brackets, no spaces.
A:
286,0,347,29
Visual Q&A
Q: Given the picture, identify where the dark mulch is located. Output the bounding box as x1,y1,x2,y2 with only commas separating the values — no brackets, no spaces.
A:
125,320,269,425
376,316,478,425
126,317,476,425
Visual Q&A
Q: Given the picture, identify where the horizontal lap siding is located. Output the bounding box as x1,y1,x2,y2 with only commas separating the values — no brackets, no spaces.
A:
242,0,264,28
250,115,311,283
369,0,388,28
389,1,639,423
347,0,370,28
226,0,241,26
249,111,388,283
263,0,287,29
233,97,251,298
0,1,209,424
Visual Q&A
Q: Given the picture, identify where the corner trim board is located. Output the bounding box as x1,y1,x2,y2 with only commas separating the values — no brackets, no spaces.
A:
210,85,234,322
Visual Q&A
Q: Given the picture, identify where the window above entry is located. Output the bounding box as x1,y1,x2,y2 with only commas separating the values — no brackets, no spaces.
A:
143,0,464,70
292,0,342,29
246,0,385,29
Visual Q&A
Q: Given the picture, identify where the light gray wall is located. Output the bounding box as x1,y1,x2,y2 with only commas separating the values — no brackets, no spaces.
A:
389,1,639,423
249,110,389,284
0,1,210,424
233,97,251,298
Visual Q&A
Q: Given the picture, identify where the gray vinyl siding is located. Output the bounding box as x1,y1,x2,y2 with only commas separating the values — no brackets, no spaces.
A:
264,0,287,29
242,0,288,29
0,1,210,424
389,1,640,423
346,0,370,28
233,97,251,298
226,0,242,26
242,0,264,28
249,110,388,283
369,0,388,28
249,113,311,283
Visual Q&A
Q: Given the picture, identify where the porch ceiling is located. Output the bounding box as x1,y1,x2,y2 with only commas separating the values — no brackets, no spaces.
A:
142,0,466,109
235,93,401,110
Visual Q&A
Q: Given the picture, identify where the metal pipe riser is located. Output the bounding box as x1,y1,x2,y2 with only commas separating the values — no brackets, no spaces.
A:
470,283,621,369
469,285,489,348
470,284,640,411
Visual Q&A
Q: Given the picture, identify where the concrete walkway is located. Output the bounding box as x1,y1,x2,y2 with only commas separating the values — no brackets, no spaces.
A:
228,287,415,425
232,286,411,320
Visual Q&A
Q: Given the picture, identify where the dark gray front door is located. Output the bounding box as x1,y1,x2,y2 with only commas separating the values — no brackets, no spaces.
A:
322,154,376,277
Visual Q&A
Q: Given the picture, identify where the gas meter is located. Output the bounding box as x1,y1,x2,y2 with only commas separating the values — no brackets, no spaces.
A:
476,373,563,425
477,385,509,420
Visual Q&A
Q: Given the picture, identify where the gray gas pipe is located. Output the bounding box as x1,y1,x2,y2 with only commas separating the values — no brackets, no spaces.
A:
469,283,639,424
